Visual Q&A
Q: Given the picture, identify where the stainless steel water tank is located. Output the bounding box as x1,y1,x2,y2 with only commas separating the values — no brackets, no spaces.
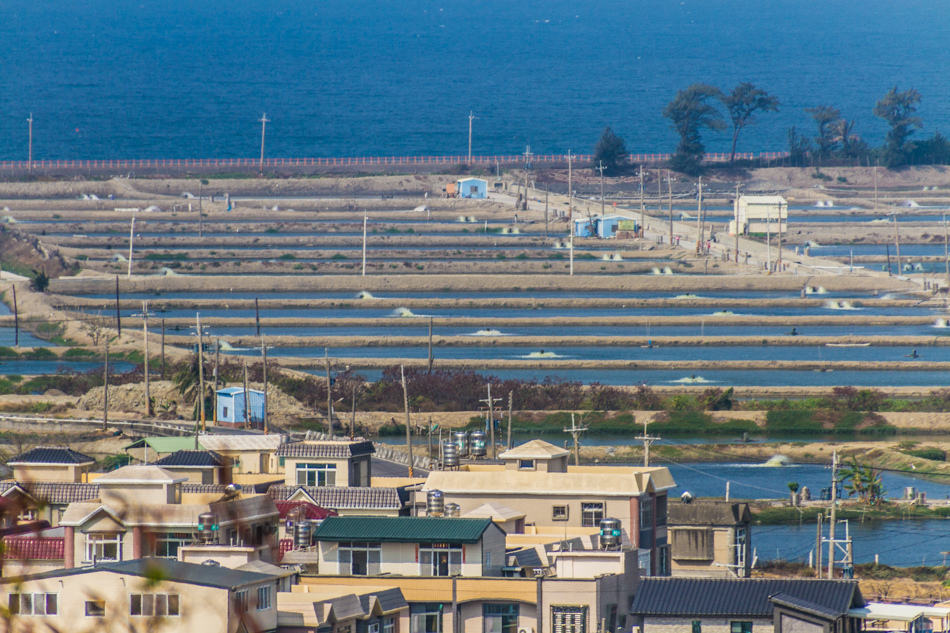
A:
470,430,487,457
905,486,917,500
294,520,312,549
800,486,811,501
453,431,470,457
444,503,460,518
427,490,445,517
599,518,622,549
197,512,218,544
443,442,460,468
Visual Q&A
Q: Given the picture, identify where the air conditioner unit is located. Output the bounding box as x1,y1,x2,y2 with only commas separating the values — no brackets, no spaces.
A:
518,627,535,633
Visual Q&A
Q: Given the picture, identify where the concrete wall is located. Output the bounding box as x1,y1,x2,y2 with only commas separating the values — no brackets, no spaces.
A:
100,482,179,507
13,464,87,483
642,617,772,633
670,527,742,578
318,540,488,577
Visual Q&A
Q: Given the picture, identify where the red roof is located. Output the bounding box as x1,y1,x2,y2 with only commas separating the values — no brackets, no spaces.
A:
275,501,336,521
278,539,294,562
2,536,64,560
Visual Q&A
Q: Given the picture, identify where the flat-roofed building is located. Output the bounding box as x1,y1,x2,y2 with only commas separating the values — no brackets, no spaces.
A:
732,195,788,235
667,501,752,578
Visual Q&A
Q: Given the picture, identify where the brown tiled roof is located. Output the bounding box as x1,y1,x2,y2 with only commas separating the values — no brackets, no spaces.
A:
275,500,337,521
2,536,64,560
276,441,375,459
267,485,406,510
0,482,100,505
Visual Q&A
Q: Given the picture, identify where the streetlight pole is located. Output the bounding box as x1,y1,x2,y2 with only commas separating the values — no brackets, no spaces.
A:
468,111,477,165
258,113,269,176
27,113,33,176
598,162,606,217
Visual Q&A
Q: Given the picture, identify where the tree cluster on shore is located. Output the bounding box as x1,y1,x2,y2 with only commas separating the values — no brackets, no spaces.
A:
593,83,940,175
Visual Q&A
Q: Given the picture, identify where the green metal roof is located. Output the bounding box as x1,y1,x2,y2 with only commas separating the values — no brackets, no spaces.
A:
311,516,494,544
124,437,204,453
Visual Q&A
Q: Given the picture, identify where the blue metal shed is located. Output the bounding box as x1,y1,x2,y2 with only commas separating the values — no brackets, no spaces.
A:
574,218,593,238
215,387,266,424
594,215,625,238
456,178,488,199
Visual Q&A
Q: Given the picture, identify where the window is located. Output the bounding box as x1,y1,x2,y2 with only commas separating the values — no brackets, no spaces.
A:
552,505,569,521
735,527,748,574
484,604,519,633
368,624,381,633
339,542,382,575
257,586,271,611
155,533,192,558
657,545,671,576
484,551,492,569
85,600,106,617
8,593,57,616
692,622,702,633
223,406,229,418
85,533,122,562
16,508,37,522
296,463,337,486
518,459,535,470
581,503,603,528
639,497,654,529
384,617,396,633
419,543,462,577
730,622,752,633
235,590,248,613
410,603,443,633
552,606,587,633
131,594,180,617
605,605,617,633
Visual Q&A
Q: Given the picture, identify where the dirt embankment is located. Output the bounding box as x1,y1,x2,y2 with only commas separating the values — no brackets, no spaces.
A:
0,228,77,279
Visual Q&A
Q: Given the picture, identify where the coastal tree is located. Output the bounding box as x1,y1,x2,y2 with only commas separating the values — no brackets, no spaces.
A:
833,118,859,158
592,127,629,175
720,83,780,163
874,86,923,168
787,126,812,166
838,458,884,505
663,84,726,175
805,105,841,158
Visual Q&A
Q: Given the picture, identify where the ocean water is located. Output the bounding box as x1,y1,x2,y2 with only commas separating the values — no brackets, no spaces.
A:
1,0,949,160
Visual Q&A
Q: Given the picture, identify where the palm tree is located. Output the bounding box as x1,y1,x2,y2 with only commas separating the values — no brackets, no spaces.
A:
172,355,202,420
833,119,858,158
839,458,884,505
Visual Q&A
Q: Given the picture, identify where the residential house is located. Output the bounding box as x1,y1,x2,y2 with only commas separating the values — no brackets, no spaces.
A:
311,516,506,578
197,434,286,475
0,558,278,633
216,386,266,426
268,485,411,517
279,585,409,633
732,195,788,235
58,465,280,567
462,502,526,535
276,500,337,553
153,450,232,485
277,440,375,488
8,446,96,484
125,437,208,465
629,578,865,633
0,481,100,526
456,178,487,199
593,215,625,238
2,528,65,576
667,501,752,578
421,439,676,575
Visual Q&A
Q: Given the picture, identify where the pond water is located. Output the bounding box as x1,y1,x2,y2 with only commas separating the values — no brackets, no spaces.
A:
0,360,136,375
0,328,53,348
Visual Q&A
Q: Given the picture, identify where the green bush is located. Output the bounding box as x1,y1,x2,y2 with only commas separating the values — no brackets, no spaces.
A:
24,348,57,360
278,253,297,260
63,348,96,358
0,347,17,358
905,447,947,461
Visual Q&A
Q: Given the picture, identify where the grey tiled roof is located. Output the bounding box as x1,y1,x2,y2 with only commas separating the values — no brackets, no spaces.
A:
154,450,226,468
630,578,863,619
268,485,406,510
276,441,375,459
9,447,95,465
770,593,850,620
0,482,100,505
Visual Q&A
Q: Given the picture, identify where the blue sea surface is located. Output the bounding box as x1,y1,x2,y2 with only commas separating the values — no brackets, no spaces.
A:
1,0,949,159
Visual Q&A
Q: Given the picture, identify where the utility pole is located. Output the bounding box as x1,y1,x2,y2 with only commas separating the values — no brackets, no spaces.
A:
695,176,703,255
115,277,122,337
468,111,477,165
194,313,208,431
350,385,357,439
198,180,203,238
766,208,772,270
893,214,902,274
27,113,33,176
777,200,784,269
160,318,166,379
667,171,673,245
102,337,109,431
213,338,220,395
944,214,949,287
636,419,659,467
568,151,574,276
325,348,333,438
544,188,549,238
400,365,414,477
523,146,532,210
563,413,588,467
11,285,17,349
480,385,502,460
261,334,268,433
127,216,136,278
138,301,153,417
258,113,269,176
242,359,250,429
427,317,434,373
639,164,645,231
828,451,838,579
598,161,606,217
734,184,740,263
815,512,823,572
255,298,261,337
507,391,514,450
362,214,368,276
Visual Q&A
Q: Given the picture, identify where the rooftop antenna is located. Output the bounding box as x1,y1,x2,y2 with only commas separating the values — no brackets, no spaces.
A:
563,413,588,467
636,419,659,467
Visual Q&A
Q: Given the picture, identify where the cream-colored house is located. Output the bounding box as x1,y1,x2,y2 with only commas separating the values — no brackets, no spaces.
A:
268,484,411,517
8,446,96,483
421,439,676,576
279,585,409,633
198,434,286,474
153,450,232,485
462,502,526,535
731,195,788,235
59,465,280,567
0,558,278,633
311,516,506,578
277,440,375,487
668,501,752,578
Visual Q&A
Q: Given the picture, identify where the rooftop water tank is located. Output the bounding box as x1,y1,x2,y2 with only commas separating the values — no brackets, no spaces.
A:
444,503,460,518
470,430,487,457
453,431,470,457
443,442,460,468
599,518,622,550
197,512,218,544
294,520,313,549
427,490,445,517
